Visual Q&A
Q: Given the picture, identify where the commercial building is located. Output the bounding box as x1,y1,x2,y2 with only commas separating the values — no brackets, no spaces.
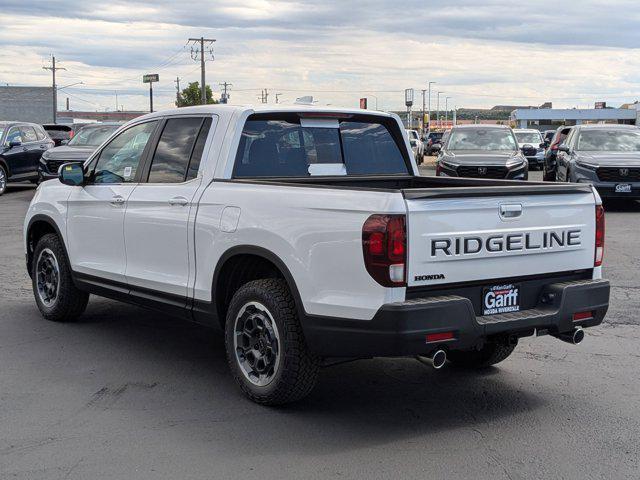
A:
0,86,54,124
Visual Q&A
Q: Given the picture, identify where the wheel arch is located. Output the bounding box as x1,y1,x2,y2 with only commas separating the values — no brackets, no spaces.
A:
0,158,9,177
26,214,67,277
211,245,305,329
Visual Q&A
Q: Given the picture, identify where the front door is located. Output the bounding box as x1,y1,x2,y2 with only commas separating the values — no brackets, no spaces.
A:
3,126,29,177
124,116,214,298
66,120,159,284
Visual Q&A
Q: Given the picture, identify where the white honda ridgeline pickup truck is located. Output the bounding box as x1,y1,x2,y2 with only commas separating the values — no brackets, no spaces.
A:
25,105,610,405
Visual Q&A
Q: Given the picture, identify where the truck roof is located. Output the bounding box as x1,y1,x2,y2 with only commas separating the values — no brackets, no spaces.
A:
137,104,395,122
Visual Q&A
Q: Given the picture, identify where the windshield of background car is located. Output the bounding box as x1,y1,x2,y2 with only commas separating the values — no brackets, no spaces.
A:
515,131,543,144
447,128,517,151
576,129,640,152
68,125,119,147
233,115,409,177
429,132,443,140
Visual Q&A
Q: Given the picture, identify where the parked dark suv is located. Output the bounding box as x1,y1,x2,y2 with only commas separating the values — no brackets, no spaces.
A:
436,125,528,180
38,123,121,181
0,122,54,195
556,124,640,199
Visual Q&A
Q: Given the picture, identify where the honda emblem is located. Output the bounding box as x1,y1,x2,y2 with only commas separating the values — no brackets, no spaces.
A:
478,167,488,175
619,168,629,177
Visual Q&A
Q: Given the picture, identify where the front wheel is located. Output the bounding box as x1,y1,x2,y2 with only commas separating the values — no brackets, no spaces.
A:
225,278,319,405
448,342,516,369
32,233,89,321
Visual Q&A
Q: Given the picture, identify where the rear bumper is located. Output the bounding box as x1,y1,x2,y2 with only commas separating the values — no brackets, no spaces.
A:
303,278,609,357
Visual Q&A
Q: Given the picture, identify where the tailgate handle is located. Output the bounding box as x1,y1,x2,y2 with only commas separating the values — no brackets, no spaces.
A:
500,203,522,218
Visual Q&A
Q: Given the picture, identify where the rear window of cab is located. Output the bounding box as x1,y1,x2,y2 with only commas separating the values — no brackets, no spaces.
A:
233,113,410,178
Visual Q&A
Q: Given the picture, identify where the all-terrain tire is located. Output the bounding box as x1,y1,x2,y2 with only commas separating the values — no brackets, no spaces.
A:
448,342,517,369
32,233,89,322
225,278,319,405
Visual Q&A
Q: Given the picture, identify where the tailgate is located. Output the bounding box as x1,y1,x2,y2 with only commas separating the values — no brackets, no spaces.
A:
405,189,596,287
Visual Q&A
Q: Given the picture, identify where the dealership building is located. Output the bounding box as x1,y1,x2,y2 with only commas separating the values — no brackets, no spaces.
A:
510,104,639,129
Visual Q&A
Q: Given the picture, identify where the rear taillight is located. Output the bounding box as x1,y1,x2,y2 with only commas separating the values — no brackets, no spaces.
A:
551,143,558,151
362,214,406,287
69,131,74,139
594,205,605,267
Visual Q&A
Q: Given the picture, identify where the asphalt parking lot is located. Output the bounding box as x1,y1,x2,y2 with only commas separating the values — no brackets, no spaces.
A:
1,173,639,480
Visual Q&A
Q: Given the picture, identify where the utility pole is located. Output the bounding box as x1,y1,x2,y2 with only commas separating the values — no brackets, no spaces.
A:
174,77,181,106
42,56,66,124
66,97,69,111
188,37,216,105
115,91,118,112
437,91,443,128
427,81,435,133
261,89,269,103
219,81,232,103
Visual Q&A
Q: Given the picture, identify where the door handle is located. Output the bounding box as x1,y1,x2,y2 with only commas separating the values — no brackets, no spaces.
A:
110,195,126,206
168,196,189,206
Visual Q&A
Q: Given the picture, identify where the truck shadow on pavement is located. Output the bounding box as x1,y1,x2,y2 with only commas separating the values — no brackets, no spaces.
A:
9,297,551,455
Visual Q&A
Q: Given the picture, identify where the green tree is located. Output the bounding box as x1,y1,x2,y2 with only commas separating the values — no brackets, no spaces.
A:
176,81,219,107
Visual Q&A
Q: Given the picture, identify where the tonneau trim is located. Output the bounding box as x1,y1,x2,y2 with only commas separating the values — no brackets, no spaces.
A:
403,183,594,200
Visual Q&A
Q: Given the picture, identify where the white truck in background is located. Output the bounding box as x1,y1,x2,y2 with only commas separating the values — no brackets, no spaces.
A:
25,105,609,405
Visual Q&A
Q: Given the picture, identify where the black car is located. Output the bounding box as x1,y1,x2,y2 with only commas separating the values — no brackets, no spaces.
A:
38,123,121,181
0,122,54,195
42,124,90,147
542,126,572,181
436,125,528,180
425,131,444,155
556,124,640,199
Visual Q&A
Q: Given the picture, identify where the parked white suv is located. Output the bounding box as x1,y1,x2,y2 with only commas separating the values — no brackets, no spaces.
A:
406,129,424,164
25,105,610,405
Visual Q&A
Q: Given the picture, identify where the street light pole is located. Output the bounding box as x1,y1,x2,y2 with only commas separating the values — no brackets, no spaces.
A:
437,91,443,128
427,81,435,133
445,96,451,126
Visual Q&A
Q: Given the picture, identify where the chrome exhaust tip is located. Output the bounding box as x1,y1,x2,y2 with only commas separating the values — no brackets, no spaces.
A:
417,349,447,369
555,327,585,345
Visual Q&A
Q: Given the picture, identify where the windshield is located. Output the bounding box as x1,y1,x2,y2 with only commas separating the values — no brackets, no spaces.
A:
515,131,543,144
429,133,443,140
447,128,517,151
577,129,640,152
68,125,119,146
234,116,409,177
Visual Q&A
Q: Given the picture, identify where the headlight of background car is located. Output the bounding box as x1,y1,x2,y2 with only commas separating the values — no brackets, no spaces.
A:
39,152,50,163
575,160,598,171
506,158,527,169
439,160,458,170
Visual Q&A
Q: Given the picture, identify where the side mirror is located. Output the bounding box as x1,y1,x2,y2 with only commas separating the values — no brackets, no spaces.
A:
558,144,570,153
58,162,85,186
8,140,21,148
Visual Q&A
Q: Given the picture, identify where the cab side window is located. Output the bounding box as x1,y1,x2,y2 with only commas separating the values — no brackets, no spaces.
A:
90,121,157,184
147,117,211,183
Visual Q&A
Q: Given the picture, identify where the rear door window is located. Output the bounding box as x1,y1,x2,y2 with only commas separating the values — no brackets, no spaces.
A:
233,115,409,177
147,117,203,183
20,126,38,143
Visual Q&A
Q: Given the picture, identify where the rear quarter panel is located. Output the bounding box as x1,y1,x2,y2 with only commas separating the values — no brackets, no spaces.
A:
194,181,407,320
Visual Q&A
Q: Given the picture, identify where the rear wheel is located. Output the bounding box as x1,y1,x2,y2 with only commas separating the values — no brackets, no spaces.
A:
225,278,319,405
32,233,89,322
0,165,7,195
448,342,516,369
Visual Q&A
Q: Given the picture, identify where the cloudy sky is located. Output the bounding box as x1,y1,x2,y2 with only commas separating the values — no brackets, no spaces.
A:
1,0,639,112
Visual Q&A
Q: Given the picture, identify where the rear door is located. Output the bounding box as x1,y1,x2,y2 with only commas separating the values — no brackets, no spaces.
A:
19,125,44,175
4,126,29,177
123,115,214,298
405,189,596,288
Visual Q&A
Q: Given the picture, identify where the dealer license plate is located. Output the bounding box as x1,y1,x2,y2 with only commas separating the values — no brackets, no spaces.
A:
615,184,632,193
482,284,520,316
